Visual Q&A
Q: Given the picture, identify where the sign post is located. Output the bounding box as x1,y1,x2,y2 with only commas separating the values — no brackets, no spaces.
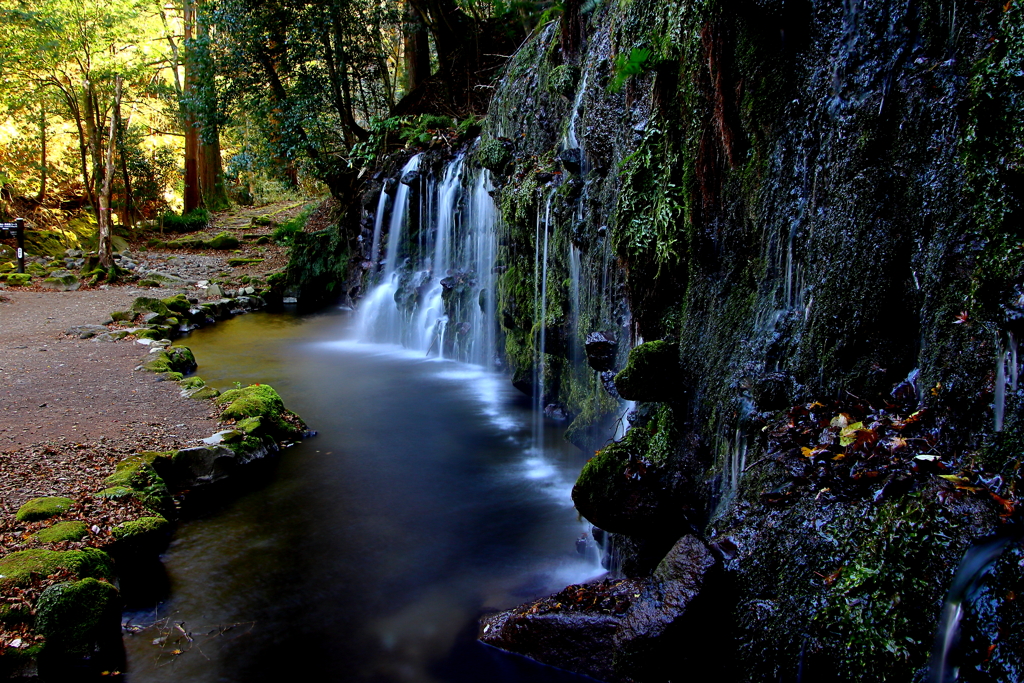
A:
0,218,26,273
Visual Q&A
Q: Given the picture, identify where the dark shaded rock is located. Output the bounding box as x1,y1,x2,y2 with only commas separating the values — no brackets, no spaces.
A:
35,578,120,657
571,439,690,538
613,341,681,401
480,536,717,682
559,148,583,174
585,331,618,371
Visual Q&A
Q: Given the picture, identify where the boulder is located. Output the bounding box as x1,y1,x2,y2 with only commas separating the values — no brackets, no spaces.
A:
16,496,75,522
34,578,120,657
41,270,79,291
0,548,114,589
585,331,618,371
613,341,682,402
480,536,717,682
65,324,110,339
206,232,240,250
571,440,687,537
33,521,89,544
170,441,278,488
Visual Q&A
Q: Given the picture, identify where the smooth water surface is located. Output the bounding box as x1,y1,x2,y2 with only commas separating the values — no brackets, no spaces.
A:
123,310,605,683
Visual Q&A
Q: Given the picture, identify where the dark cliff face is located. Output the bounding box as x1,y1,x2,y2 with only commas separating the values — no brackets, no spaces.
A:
472,0,1024,679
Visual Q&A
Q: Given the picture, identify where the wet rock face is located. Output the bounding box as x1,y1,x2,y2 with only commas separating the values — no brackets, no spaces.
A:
480,536,719,682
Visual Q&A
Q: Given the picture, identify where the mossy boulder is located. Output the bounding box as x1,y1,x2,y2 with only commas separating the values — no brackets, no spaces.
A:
180,376,206,390
41,270,80,291
0,548,114,589
111,516,171,555
187,385,220,400
35,578,120,657
571,438,689,538
160,294,191,314
16,496,75,523
103,455,172,514
547,63,579,97
216,384,304,439
207,232,240,250
34,521,89,544
94,486,134,499
613,341,682,402
130,296,171,317
2,272,32,286
140,346,197,375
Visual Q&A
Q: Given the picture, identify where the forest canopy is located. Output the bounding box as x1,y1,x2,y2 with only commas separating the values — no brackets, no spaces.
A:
0,0,566,263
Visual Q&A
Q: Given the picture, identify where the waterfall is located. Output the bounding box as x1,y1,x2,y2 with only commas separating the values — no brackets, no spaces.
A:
355,151,499,366
369,185,389,267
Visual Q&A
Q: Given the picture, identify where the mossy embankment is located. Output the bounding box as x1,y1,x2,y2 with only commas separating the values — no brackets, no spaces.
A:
0,331,310,679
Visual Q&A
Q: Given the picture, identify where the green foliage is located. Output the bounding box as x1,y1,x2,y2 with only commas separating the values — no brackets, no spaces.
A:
272,204,315,245
608,47,652,93
161,209,211,234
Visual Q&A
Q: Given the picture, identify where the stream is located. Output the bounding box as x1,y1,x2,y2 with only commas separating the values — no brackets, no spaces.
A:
122,309,606,683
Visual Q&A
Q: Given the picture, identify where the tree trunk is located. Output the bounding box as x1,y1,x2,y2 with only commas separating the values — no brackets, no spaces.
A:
115,95,135,227
36,106,47,203
407,0,468,76
195,3,230,210
402,0,430,95
182,0,200,213
98,77,122,269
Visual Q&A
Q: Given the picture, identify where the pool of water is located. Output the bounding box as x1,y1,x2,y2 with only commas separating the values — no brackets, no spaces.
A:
122,309,606,683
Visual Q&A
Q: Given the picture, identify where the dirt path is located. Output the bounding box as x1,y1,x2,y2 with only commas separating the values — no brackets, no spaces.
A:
0,288,221,515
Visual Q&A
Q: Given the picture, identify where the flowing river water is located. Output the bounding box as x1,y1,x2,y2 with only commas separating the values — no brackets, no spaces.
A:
121,309,605,683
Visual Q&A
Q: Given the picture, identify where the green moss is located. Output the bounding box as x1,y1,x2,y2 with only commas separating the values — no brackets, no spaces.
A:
2,273,32,286
236,416,264,435
478,139,513,174
188,386,221,400
180,376,205,389
16,496,75,523
160,294,191,314
94,486,134,499
547,64,579,97
103,456,172,514
207,231,240,250
227,258,265,267
111,516,169,543
217,384,284,419
35,577,120,656
0,548,114,589
613,340,681,401
110,310,134,322
34,521,89,544
140,346,197,375
131,296,171,317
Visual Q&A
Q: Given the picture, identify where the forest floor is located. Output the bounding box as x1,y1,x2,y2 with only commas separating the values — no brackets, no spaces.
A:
0,197,323,552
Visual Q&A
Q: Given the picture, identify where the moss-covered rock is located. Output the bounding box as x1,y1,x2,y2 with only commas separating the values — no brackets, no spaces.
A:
94,486,134,499
160,294,191,314
41,270,80,291
2,273,32,286
130,296,171,318
34,578,120,657
207,231,240,250
139,345,197,375
0,548,114,589
613,341,682,402
33,521,89,544
180,376,206,390
103,455,172,514
571,436,690,538
188,385,220,400
478,138,513,174
16,496,75,523
217,383,304,439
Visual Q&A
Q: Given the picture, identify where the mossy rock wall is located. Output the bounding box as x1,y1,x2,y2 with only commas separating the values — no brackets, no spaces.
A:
472,0,1024,680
